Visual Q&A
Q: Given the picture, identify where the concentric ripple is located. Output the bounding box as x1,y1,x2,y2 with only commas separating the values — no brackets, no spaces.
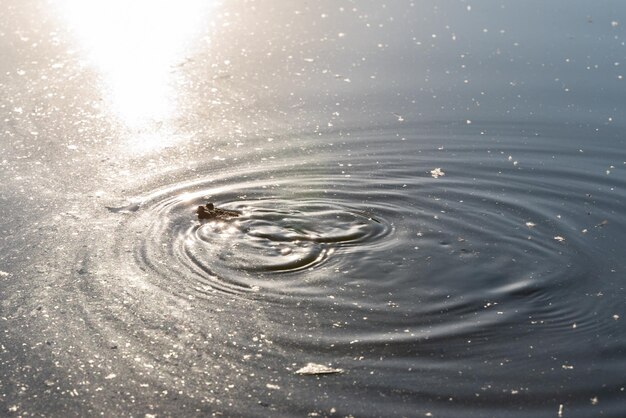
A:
93,124,626,417
142,195,392,296
190,201,387,271
106,125,626,316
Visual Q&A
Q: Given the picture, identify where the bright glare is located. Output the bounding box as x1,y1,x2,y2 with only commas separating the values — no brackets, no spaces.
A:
58,0,214,130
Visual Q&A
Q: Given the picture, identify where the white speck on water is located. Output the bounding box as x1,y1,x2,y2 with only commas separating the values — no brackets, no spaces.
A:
430,168,445,178
104,373,116,379
554,236,565,242
613,314,620,320
558,403,564,417
525,222,536,228
590,396,599,405
266,383,280,390
0,271,8,277
295,363,343,375
611,20,619,27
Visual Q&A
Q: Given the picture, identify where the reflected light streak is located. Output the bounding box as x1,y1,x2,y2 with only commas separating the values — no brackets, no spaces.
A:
59,0,214,133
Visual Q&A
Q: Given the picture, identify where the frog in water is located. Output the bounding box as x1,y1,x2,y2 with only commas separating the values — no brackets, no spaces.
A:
196,202,241,221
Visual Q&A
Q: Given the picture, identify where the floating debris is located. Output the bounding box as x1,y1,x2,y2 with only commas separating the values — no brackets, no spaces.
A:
106,202,141,213
196,202,240,221
430,168,445,178
295,363,343,375
554,236,565,242
525,222,536,228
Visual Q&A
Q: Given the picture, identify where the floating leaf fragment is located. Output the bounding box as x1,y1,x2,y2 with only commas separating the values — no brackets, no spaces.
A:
295,363,343,375
430,168,445,178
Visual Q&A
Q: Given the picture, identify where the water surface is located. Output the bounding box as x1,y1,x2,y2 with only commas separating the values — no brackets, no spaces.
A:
1,1,625,416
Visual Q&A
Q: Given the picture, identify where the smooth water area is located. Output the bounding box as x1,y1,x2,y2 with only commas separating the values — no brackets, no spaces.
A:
1,1,625,416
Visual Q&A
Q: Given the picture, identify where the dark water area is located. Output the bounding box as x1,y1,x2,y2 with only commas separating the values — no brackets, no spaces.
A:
1,1,626,417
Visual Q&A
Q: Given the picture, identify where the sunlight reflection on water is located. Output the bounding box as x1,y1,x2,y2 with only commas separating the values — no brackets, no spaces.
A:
57,0,216,148
4,1,625,415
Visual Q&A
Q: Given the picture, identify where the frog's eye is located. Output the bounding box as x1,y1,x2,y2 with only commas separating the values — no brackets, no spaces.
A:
206,203,215,210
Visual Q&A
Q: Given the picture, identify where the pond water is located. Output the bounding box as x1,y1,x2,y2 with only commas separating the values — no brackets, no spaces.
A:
1,1,625,416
